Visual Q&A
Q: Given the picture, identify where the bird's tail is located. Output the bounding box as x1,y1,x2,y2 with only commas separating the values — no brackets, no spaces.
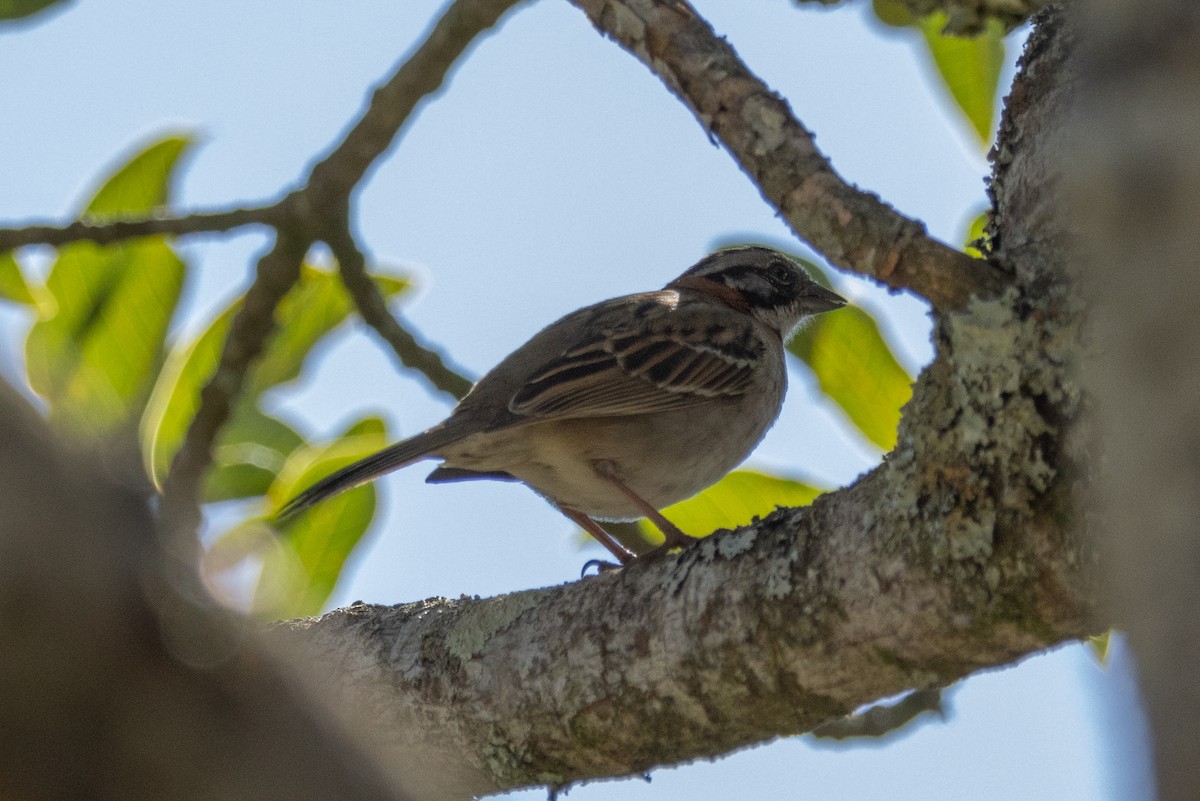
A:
276,424,460,520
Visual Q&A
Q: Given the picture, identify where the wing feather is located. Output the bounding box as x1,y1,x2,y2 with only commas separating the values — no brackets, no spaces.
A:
509,301,765,419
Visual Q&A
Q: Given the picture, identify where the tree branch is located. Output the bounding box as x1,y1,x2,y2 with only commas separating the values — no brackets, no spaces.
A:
158,233,310,545
304,0,528,206
156,0,526,541
275,431,1094,797
567,0,1008,310
324,219,474,401
0,379,413,801
0,203,282,251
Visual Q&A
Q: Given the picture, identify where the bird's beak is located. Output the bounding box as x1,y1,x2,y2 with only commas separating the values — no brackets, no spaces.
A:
804,284,848,314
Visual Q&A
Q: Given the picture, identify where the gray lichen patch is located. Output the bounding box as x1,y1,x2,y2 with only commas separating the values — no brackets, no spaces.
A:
882,284,1077,582
445,591,545,665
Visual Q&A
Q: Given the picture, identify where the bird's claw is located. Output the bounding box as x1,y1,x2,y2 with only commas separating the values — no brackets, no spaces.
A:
580,558,625,577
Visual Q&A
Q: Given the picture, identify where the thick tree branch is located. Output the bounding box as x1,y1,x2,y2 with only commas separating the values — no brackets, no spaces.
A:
324,219,474,401
567,0,1008,310
276,426,1094,797
1068,2,1200,798
0,203,282,251
0,380,411,801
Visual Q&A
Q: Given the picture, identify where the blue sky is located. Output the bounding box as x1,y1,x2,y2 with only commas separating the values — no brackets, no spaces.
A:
0,2,1152,799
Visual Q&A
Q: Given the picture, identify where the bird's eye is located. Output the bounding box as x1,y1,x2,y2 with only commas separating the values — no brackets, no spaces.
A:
767,260,795,285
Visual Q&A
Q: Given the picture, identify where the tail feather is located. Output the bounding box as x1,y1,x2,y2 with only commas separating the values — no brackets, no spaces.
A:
277,425,459,520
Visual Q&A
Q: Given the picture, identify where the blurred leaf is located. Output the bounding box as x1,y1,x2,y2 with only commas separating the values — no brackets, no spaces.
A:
918,14,1005,146
142,303,235,487
635,469,826,545
870,0,913,27
140,263,410,488
205,407,306,502
248,268,410,394
0,0,68,23
1088,631,1112,666
84,136,190,221
25,135,191,438
0,251,36,306
790,305,914,451
963,209,990,259
251,416,390,618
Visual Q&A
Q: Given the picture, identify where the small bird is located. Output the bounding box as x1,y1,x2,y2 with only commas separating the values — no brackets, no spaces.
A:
280,246,845,565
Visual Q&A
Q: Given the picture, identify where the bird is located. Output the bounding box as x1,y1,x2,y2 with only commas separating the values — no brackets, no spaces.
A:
279,245,846,566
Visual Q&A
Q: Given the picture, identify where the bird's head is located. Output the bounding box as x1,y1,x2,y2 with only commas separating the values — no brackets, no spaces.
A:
667,246,846,339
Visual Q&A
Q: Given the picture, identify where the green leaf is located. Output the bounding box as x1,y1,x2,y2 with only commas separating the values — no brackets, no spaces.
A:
248,268,410,395
84,136,191,221
918,14,1005,146
140,263,410,489
790,304,914,451
1087,631,1112,666
636,469,826,545
0,251,36,306
0,0,68,24
871,0,914,28
205,407,306,502
24,135,192,438
142,303,235,486
963,209,990,259
251,416,390,618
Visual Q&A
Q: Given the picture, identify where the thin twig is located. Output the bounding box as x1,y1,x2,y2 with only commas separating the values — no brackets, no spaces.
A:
325,219,473,400
155,0,524,542
158,233,310,545
567,0,1007,310
304,0,528,206
0,204,281,251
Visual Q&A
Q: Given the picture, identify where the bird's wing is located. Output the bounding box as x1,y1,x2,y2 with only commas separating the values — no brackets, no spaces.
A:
508,297,765,419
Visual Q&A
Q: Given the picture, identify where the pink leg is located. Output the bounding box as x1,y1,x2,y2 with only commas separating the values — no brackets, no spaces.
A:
555,505,637,566
594,468,694,552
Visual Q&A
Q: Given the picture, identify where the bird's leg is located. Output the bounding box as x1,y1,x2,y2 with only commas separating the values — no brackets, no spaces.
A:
555,504,636,566
594,468,694,553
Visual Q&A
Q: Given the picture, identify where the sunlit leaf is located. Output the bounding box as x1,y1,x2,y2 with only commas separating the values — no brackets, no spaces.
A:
1088,631,1112,666
634,469,826,545
25,135,191,438
790,305,913,451
84,136,190,221
918,14,1005,146
140,264,410,488
252,416,390,618
0,251,36,306
963,208,990,259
